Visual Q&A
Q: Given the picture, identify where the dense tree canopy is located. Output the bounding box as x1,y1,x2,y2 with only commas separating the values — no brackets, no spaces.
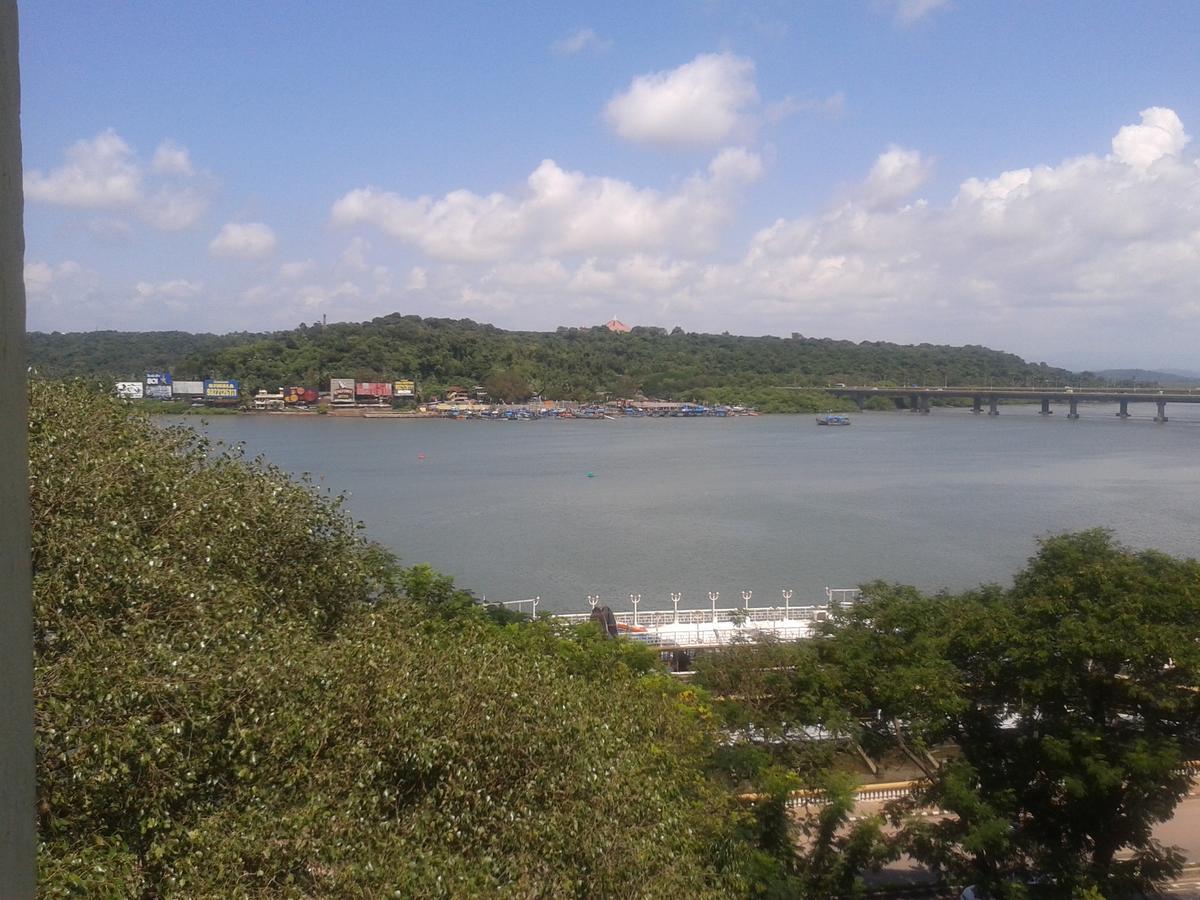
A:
698,533,1200,898
28,313,1086,406
30,381,761,897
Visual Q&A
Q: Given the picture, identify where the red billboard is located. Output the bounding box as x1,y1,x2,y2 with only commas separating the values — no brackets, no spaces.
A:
284,387,319,404
355,382,393,398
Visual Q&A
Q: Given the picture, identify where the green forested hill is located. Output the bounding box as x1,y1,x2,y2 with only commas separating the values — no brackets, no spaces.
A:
28,313,1082,405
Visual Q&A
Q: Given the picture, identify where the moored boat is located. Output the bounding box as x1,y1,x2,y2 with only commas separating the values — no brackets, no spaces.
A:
816,412,851,426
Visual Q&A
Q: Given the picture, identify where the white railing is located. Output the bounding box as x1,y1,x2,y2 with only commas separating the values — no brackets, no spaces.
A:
549,589,862,646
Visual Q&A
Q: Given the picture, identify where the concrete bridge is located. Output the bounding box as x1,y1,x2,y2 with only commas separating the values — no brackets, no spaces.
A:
825,386,1200,422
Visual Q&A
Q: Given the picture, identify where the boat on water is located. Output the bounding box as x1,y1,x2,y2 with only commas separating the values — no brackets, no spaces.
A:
816,412,851,426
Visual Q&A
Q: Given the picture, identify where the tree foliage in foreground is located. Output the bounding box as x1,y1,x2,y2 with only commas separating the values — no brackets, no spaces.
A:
701,532,1200,898
31,381,760,897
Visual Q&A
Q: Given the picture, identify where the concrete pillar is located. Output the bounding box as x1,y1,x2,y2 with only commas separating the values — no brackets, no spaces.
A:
1117,399,1130,418
854,393,865,411
988,397,1000,416
1067,398,1079,419
1039,397,1052,416
0,2,35,895
908,393,919,413
919,394,930,415
1155,400,1168,423
971,396,982,414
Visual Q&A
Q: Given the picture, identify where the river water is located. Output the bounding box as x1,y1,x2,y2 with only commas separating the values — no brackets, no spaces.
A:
166,403,1200,614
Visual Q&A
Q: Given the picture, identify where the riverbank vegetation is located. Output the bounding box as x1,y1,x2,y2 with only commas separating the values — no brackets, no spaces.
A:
32,380,1200,896
28,313,1089,403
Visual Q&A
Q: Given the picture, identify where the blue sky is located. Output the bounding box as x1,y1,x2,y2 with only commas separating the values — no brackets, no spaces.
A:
20,1,1200,369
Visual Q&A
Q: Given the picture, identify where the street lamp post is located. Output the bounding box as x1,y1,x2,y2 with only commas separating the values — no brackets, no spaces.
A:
741,590,752,609
671,592,682,624
782,589,793,618
629,593,641,627
708,591,719,622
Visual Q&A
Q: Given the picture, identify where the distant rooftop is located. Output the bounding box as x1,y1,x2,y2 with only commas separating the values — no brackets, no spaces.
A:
604,318,631,333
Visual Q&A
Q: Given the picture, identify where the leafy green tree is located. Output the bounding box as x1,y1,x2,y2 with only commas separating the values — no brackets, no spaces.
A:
826,532,1200,896
483,368,531,402
30,381,757,897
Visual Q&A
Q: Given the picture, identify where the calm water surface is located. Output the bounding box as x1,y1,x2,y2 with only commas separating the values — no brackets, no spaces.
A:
168,404,1200,613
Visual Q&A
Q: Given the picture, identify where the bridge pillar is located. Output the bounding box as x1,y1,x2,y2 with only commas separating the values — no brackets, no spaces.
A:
988,397,999,416
972,396,982,414
1039,397,1052,416
908,393,920,413
854,393,865,411
1117,399,1130,418
919,394,930,415
1067,398,1079,419
1155,400,1168,423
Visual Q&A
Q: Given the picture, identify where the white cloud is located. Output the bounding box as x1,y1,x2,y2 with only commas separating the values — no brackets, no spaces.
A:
25,129,212,230
28,107,1200,367
133,279,203,300
405,266,428,291
689,108,1200,347
859,145,933,208
604,52,759,148
331,148,762,262
26,130,141,207
141,185,211,231
150,140,194,177
766,92,845,124
209,222,278,259
384,107,1200,365
279,259,317,280
24,260,105,329
339,236,371,271
552,27,611,56
1110,106,1190,171
707,146,764,186
891,0,952,25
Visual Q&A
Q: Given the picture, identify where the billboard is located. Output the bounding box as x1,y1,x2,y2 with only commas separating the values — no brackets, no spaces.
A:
173,380,205,397
115,382,143,400
394,379,415,397
145,372,172,386
329,377,356,404
356,381,393,398
145,383,173,400
284,387,319,404
204,379,240,401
